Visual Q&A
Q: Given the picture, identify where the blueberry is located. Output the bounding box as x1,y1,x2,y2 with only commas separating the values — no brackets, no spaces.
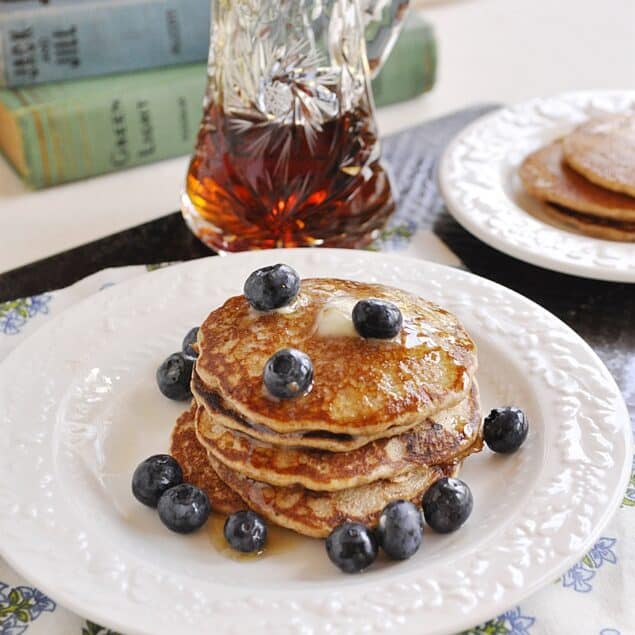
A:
157,483,210,533
352,299,402,339
243,264,300,311
182,327,199,360
376,500,424,560
263,348,313,399
325,522,378,573
224,510,268,553
156,352,193,400
484,407,529,453
422,477,473,533
132,454,183,507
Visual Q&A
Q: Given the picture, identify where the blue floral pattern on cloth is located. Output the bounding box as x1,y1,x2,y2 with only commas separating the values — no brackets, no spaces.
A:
82,621,121,635
0,295,52,335
145,262,174,272
0,583,55,634
623,455,635,508
462,606,535,634
562,536,618,593
369,220,417,252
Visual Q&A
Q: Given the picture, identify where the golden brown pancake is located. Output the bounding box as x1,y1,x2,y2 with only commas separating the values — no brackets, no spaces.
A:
196,278,477,436
169,404,244,514
192,371,423,451
195,383,482,491
563,114,635,197
209,453,458,538
540,204,635,242
519,140,635,221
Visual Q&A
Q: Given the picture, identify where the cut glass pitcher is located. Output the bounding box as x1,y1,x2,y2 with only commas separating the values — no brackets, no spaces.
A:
182,0,409,251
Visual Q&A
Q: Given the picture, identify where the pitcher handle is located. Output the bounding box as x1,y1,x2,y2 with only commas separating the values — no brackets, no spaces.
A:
362,0,410,77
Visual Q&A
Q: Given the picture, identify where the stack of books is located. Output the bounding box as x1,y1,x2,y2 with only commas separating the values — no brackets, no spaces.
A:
0,0,437,188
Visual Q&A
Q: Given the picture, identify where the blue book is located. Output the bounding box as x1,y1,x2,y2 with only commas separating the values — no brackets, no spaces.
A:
0,0,210,87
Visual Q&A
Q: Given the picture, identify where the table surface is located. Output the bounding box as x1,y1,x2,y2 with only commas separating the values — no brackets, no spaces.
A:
1,0,634,274
0,69,633,635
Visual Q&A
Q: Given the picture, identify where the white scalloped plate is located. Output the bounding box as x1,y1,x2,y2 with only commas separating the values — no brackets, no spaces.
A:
439,91,635,282
0,250,630,635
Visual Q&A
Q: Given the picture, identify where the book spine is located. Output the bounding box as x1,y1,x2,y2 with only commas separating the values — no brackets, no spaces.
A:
0,0,210,87
372,16,436,108
7,65,206,187
1,19,436,188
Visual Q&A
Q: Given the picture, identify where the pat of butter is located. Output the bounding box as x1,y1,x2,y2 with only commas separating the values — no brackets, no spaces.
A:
272,300,299,315
316,296,358,338
249,296,305,318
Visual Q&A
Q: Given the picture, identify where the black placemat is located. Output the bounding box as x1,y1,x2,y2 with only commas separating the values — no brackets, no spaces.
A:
0,104,633,416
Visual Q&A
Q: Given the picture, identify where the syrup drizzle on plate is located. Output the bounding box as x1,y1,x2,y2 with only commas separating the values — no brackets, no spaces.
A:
207,514,302,560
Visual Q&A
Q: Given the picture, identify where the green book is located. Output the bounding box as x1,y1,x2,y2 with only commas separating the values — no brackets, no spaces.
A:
0,16,436,189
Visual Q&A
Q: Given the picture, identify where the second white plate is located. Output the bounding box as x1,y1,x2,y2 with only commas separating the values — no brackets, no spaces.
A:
439,91,635,282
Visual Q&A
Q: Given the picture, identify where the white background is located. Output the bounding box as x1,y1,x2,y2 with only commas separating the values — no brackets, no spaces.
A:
1,0,634,273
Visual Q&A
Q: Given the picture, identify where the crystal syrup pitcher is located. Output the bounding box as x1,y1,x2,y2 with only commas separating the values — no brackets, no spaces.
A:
182,0,409,251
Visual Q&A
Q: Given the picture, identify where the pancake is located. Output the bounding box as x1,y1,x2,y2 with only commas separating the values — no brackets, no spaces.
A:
196,383,482,491
196,278,477,436
169,404,244,514
192,371,421,451
209,453,459,538
519,140,635,221
540,204,635,242
563,114,635,197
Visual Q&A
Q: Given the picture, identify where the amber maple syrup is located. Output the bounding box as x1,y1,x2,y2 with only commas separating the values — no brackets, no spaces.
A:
208,513,300,561
183,101,395,252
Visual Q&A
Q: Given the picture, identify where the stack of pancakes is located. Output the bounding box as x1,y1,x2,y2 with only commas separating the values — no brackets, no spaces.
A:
171,278,483,538
519,113,635,241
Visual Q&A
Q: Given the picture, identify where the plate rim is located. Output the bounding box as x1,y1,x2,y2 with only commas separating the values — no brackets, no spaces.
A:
0,249,631,635
438,90,635,283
